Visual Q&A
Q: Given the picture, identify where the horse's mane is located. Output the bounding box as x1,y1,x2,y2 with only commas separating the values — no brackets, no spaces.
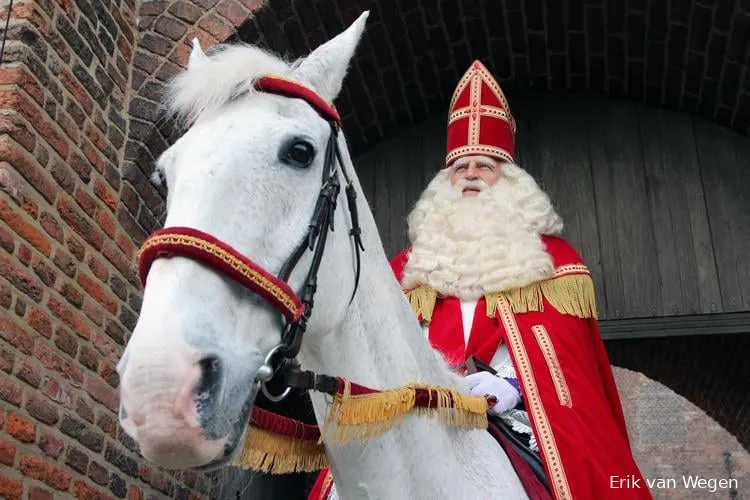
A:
165,43,297,126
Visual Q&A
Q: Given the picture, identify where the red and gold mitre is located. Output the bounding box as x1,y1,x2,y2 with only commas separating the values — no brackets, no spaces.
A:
445,60,516,165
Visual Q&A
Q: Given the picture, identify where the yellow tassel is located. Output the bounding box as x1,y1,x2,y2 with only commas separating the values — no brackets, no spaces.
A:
406,286,437,323
321,381,488,445
232,426,328,474
485,273,598,319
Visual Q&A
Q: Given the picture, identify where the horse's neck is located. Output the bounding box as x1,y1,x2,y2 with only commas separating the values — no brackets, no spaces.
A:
299,251,528,499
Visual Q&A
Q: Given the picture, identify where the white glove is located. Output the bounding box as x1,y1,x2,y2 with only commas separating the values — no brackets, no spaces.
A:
466,371,521,416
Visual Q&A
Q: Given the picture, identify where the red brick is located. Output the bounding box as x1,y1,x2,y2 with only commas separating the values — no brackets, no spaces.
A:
38,431,65,459
26,393,60,425
47,296,92,340
102,240,136,285
0,437,15,465
76,397,95,423
198,13,234,40
91,331,119,360
84,375,119,413
60,281,85,308
0,110,36,152
99,360,119,388
28,485,54,500
66,234,85,261
116,33,133,61
0,376,23,406
35,343,84,386
0,198,52,257
0,252,44,303
0,316,35,355
0,66,45,107
55,327,79,357
58,108,80,144
0,474,22,500
97,412,117,439
0,346,14,373
95,210,116,239
115,231,136,259
88,460,109,485
0,406,3,426
215,0,250,26
82,140,105,175
0,224,15,254
19,455,73,491
0,92,69,160
61,70,93,115
41,377,75,408
18,244,31,266
78,272,118,314
74,187,99,218
27,307,53,338
86,123,110,157
31,255,55,287
39,211,64,244
69,152,92,183
57,196,105,251
0,141,58,205
53,247,77,278
79,346,100,372
94,178,118,213
87,255,109,282
7,413,35,442
73,479,113,500
15,359,40,388
82,298,105,327
127,485,143,500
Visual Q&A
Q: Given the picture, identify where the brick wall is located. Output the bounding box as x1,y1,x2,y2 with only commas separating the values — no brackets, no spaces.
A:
0,0,216,497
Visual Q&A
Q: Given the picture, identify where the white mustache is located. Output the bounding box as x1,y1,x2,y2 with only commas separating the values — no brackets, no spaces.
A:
454,179,487,191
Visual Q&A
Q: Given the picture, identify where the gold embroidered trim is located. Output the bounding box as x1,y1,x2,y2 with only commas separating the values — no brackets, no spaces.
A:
449,105,511,126
497,296,572,500
140,233,300,318
446,145,514,164
531,325,572,408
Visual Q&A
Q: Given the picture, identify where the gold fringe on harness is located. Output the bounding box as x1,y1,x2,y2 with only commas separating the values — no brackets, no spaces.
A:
320,381,488,445
232,426,328,474
408,273,598,323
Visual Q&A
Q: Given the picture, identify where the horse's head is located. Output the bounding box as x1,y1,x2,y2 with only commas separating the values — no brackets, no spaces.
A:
117,12,369,470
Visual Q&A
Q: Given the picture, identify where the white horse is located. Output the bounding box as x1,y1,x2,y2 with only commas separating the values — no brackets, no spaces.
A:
117,12,528,499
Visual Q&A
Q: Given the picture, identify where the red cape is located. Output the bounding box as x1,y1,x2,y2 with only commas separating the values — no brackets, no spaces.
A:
310,236,651,499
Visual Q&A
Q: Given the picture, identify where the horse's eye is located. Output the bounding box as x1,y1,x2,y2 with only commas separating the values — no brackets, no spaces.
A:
284,141,315,168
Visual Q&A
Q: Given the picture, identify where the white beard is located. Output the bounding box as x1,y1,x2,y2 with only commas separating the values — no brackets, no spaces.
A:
401,163,564,300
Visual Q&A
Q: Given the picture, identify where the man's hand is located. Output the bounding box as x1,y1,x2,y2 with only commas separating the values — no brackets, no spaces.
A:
466,371,521,416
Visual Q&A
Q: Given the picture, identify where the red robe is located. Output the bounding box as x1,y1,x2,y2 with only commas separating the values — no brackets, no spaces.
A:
310,236,651,500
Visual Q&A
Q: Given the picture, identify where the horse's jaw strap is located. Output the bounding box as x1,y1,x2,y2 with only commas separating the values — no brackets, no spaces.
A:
137,227,304,323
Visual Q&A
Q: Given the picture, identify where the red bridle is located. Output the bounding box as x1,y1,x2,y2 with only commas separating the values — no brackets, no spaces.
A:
137,75,364,402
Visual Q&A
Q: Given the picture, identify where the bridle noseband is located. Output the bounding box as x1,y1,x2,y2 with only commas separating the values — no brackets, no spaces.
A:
137,76,364,402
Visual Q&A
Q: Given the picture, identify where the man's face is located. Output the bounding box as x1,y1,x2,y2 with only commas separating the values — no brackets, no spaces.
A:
448,155,502,197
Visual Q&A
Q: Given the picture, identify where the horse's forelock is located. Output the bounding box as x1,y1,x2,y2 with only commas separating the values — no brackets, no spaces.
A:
165,43,297,127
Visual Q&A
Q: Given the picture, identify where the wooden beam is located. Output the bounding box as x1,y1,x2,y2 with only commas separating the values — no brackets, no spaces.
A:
598,312,750,340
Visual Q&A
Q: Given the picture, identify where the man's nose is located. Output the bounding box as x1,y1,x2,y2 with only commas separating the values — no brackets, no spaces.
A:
465,163,479,178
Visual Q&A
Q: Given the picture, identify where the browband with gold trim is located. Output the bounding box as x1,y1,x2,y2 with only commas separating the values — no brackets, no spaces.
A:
138,227,303,323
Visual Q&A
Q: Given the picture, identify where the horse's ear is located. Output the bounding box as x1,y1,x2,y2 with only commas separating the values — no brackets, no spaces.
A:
294,11,369,102
188,38,209,72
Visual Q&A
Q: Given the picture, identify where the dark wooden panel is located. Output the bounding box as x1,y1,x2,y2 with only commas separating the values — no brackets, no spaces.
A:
694,119,750,312
352,95,750,322
638,104,723,315
513,95,606,316
585,97,661,318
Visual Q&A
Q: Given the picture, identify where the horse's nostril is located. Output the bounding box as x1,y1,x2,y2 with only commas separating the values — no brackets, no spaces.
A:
197,355,222,394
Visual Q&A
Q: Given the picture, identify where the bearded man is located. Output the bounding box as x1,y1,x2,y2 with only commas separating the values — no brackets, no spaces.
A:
309,61,651,500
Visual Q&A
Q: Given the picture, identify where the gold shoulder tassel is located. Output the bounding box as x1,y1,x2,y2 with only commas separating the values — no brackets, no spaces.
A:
406,286,437,323
486,272,598,319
